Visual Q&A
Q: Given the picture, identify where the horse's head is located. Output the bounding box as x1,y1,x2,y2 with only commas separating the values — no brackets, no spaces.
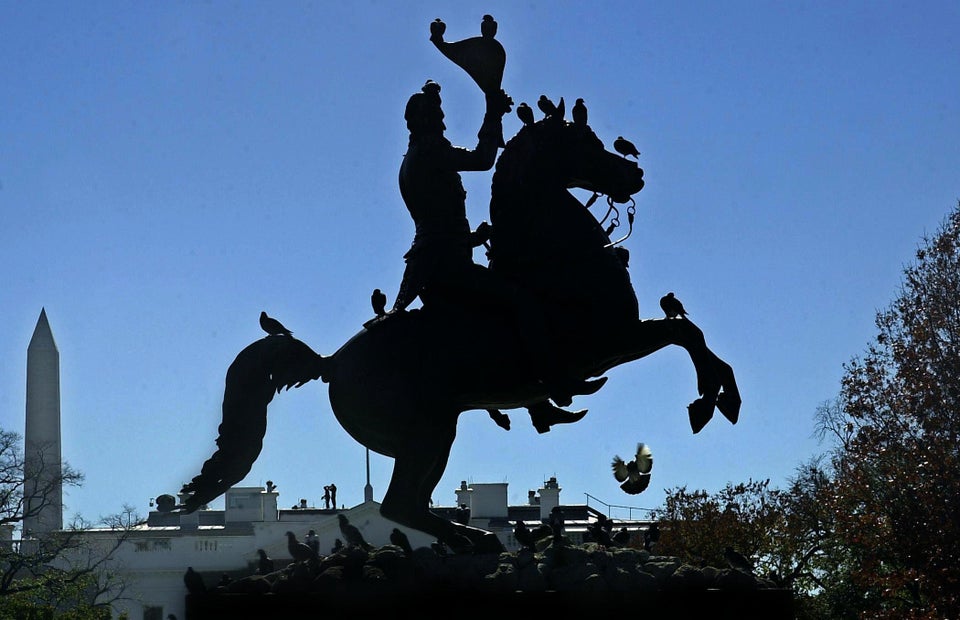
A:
494,98,644,205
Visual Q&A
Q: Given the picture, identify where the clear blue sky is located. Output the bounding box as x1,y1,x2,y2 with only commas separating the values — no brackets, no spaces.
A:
2,2,958,524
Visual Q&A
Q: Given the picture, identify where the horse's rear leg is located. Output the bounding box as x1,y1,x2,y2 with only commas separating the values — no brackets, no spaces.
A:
380,421,504,554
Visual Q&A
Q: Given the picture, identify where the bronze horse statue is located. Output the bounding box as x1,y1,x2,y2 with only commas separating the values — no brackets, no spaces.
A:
173,99,740,553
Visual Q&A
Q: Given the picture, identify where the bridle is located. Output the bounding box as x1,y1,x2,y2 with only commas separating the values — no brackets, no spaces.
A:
586,191,636,248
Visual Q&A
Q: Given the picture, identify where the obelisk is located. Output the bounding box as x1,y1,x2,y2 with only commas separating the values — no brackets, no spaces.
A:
23,308,63,535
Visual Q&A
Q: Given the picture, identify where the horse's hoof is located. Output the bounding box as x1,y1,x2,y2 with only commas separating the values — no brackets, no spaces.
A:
688,398,714,434
717,391,741,425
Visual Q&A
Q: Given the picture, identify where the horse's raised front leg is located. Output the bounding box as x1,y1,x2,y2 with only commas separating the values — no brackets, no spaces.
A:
379,415,505,554
618,317,740,433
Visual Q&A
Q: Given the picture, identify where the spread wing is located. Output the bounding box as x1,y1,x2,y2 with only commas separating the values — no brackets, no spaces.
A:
611,455,629,482
177,336,329,512
635,443,653,474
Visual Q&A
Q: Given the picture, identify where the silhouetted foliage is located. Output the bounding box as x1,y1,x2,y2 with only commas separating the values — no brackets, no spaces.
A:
1,427,141,616
817,202,960,619
652,478,783,572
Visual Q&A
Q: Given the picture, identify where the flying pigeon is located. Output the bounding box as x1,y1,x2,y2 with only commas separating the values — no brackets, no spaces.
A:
612,442,653,494
572,98,588,126
371,289,387,316
337,514,373,551
613,136,640,159
390,527,414,555
260,311,292,336
724,546,755,574
513,520,536,551
516,102,535,126
537,95,558,118
183,566,206,595
285,531,318,563
256,549,275,575
659,292,688,319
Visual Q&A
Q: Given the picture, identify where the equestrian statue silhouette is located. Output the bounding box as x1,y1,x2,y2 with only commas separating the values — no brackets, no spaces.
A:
169,17,739,554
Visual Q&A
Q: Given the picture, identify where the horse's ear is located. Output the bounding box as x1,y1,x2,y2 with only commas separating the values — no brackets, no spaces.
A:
556,97,565,119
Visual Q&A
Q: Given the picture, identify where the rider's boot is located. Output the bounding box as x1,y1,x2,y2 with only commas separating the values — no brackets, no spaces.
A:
528,401,588,434
547,376,608,408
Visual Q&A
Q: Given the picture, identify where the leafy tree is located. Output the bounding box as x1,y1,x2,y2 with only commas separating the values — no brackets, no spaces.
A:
651,478,784,572
819,202,960,618
1,428,141,616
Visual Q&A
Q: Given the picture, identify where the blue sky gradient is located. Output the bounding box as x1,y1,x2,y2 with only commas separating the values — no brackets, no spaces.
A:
2,2,958,522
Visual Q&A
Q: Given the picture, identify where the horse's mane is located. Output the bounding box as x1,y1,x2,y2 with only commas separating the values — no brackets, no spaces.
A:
493,119,570,198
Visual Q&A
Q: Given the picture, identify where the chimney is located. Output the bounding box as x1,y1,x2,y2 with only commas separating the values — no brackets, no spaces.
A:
538,477,561,521
455,480,472,508
261,486,279,522
23,309,63,535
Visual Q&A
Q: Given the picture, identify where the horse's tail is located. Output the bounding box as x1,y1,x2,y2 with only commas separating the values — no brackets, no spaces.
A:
176,336,331,512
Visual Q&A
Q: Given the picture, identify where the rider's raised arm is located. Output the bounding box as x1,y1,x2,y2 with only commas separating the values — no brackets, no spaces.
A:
446,113,502,172
447,89,511,172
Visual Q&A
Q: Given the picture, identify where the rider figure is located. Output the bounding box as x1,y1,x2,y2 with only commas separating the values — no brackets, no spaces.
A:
390,80,599,408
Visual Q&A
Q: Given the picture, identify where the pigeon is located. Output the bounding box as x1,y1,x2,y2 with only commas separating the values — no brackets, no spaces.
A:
537,95,558,118
513,520,536,551
587,520,614,546
285,531,318,563
644,522,660,551
659,292,688,319
390,528,414,555
516,102,535,126
330,538,344,554
612,527,631,547
431,540,448,557
528,523,553,543
260,311,292,336
256,549,275,575
429,18,446,42
183,567,206,595
572,98,588,126
725,546,755,574
305,529,320,555
337,514,373,551
480,14,497,38
613,136,640,159
370,289,387,316
612,443,653,494
216,573,232,590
